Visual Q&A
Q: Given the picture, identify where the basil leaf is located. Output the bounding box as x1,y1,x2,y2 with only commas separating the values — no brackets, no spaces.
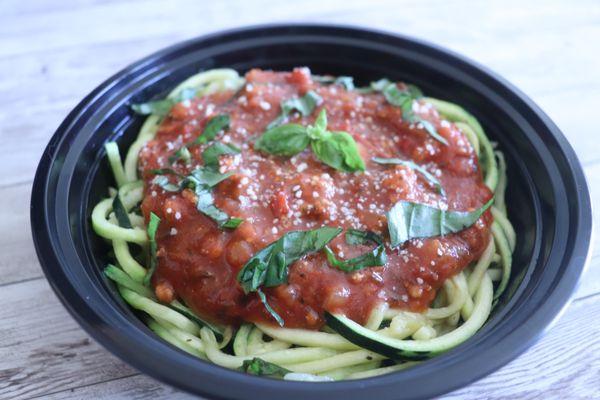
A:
267,90,322,129
254,124,310,156
202,142,240,170
152,167,241,228
387,198,494,248
183,167,234,188
131,88,196,117
239,357,290,377
307,109,365,172
370,78,392,92
112,195,132,229
169,114,230,163
376,80,423,106
406,115,448,146
197,114,230,144
152,175,181,192
183,169,241,228
150,168,183,177
382,85,413,107
307,107,328,137
257,289,284,326
334,76,355,91
311,131,365,172
258,109,365,173
168,146,192,164
400,95,444,137
237,227,343,293
372,157,445,196
222,217,244,229
283,91,322,116
371,80,448,145
194,185,239,228
325,229,386,272
314,75,355,91
143,212,161,286
325,245,386,272
345,229,384,246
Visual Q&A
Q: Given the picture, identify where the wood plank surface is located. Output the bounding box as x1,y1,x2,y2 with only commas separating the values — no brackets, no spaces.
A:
1,0,598,399
1,279,598,400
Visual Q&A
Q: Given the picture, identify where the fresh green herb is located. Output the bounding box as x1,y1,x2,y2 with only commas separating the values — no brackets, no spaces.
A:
255,109,365,173
314,75,355,91
370,79,448,145
180,168,241,228
152,175,180,192
257,289,284,326
112,195,132,229
237,227,342,292
387,198,494,248
334,76,355,91
237,227,344,325
131,88,196,117
372,157,445,196
198,114,231,144
202,142,240,170
222,217,244,229
254,124,310,156
325,229,387,272
149,168,183,177
408,115,447,146
181,167,234,188
169,114,231,163
194,186,232,227
169,146,192,164
238,357,291,377
370,79,422,102
267,90,322,129
345,229,383,246
151,167,242,228
308,109,366,172
143,212,161,286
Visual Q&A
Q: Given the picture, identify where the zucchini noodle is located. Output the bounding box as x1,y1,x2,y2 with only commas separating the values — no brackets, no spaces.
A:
92,69,515,381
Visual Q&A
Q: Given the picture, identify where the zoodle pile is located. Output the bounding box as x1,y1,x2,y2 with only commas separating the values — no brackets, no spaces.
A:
92,68,515,380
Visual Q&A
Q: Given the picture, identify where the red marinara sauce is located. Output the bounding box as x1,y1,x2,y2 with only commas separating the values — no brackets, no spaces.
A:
139,68,493,329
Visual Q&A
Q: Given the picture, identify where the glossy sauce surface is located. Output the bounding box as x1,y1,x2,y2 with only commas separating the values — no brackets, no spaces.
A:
139,68,493,329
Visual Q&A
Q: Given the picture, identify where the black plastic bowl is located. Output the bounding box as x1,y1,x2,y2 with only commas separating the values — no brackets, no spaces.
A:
31,24,592,399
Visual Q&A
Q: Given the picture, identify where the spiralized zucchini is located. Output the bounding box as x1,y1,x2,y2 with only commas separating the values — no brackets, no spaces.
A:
93,69,515,381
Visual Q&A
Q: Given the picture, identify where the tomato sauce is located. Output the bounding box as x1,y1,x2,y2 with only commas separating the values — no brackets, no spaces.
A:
139,68,493,329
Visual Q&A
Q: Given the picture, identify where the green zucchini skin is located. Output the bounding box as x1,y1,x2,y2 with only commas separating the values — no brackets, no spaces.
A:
325,313,435,361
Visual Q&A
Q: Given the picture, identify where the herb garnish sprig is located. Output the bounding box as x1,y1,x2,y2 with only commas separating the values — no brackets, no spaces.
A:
370,79,448,145
386,198,493,248
255,109,366,173
151,167,243,229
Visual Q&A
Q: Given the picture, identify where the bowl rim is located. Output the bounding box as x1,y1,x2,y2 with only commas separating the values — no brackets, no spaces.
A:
30,23,593,400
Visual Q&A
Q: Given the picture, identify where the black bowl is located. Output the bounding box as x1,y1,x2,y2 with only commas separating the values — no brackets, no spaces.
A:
31,24,592,400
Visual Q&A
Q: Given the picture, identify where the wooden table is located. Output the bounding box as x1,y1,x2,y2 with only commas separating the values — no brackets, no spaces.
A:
2,1,599,398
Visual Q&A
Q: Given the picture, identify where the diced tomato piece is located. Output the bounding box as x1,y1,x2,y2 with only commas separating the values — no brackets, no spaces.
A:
270,191,289,217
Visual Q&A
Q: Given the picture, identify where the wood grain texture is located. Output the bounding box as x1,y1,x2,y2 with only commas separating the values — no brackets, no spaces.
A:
1,280,598,400
1,0,598,399
0,280,136,399
0,183,40,286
